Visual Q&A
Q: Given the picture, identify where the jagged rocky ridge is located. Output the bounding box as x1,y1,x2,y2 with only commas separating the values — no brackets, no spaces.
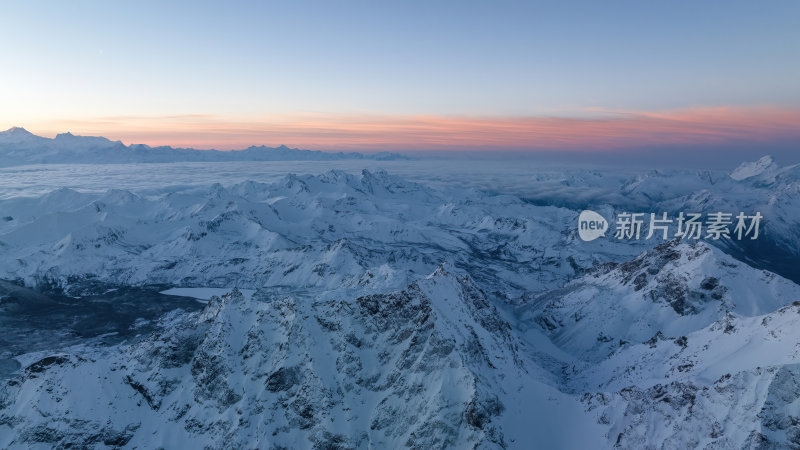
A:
0,268,600,448
1,166,800,447
0,169,646,294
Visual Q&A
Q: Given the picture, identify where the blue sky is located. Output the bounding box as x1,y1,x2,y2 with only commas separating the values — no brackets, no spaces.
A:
1,0,798,152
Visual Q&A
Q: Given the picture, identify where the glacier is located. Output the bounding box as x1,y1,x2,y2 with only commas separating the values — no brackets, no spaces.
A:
0,156,800,448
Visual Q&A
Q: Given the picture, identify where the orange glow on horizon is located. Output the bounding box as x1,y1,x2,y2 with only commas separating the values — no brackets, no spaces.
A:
15,106,800,152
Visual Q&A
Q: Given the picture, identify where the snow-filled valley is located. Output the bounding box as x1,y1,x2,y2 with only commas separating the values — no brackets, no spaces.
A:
1,155,800,448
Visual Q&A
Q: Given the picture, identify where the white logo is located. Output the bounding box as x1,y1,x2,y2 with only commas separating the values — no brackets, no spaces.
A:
578,210,608,241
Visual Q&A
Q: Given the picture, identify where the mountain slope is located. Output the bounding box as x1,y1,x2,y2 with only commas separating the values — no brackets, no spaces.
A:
583,301,800,448
516,240,800,363
0,268,604,448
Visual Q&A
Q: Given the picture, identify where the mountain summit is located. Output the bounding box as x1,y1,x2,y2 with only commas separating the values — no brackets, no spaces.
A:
730,155,778,181
2,126,33,135
0,127,40,144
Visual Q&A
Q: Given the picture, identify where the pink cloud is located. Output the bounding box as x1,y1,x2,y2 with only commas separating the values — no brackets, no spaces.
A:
26,106,800,151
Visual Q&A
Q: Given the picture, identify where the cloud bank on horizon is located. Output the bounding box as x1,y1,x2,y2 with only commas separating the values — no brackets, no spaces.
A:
17,106,800,153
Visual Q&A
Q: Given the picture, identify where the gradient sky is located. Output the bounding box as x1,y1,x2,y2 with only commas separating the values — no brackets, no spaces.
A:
1,0,799,154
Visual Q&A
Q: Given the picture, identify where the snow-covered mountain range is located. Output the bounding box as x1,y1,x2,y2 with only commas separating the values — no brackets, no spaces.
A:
0,127,408,166
0,157,799,447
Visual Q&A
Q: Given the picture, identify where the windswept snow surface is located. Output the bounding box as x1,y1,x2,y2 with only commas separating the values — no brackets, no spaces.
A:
1,157,800,448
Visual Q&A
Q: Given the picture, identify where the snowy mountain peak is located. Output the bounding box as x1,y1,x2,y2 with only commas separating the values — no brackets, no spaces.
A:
0,126,42,144
730,155,777,180
2,126,33,136
428,261,460,279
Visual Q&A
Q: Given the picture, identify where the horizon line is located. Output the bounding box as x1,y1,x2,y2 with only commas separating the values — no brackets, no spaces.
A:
4,105,800,153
